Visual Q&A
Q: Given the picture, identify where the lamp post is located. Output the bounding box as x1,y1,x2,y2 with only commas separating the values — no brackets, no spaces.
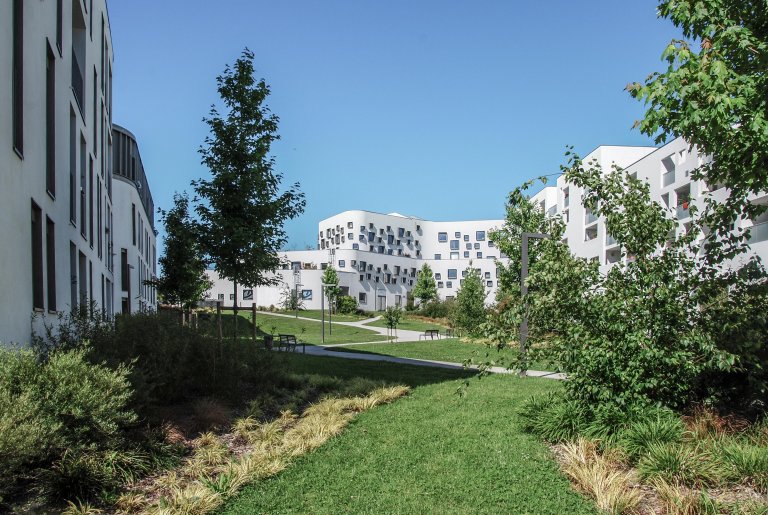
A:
320,282,333,343
293,268,301,319
520,232,550,364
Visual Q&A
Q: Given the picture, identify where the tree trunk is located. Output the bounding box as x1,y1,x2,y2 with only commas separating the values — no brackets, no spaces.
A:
233,281,238,340
217,301,223,342
252,302,257,343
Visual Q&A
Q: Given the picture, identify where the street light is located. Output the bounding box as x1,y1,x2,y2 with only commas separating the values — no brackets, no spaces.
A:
320,282,334,343
520,232,550,365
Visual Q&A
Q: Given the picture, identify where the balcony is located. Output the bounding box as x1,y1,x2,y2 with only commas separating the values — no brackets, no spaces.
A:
663,170,675,187
676,203,690,219
748,222,768,244
71,49,85,112
606,234,617,247
585,210,598,225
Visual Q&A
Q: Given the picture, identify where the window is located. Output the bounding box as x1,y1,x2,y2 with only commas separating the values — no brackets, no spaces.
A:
434,254,441,260
387,235,394,244
359,274,364,281
46,44,56,196
437,282,444,288
464,251,470,258
488,240,495,248
462,270,468,278
46,217,56,311
218,293,224,300
132,204,136,245
450,252,459,259
487,281,493,287
485,272,491,279
454,232,461,238
450,240,459,250
438,232,447,242
71,0,86,113
476,231,486,241
230,294,235,300
477,252,482,259
398,228,405,237
12,0,24,156
31,202,44,310
352,243,359,250
301,290,312,300
56,0,63,53
435,273,442,280
351,260,357,267
80,136,87,238
69,110,76,223
446,281,452,288
463,235,469,241
347,221,353,229
474,242,480,249
448,269,457,279
359,292,367,304
242,289,253,300
348,233,353,239
338,260,345,268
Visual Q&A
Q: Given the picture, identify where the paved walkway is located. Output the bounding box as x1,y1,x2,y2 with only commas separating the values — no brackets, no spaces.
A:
257,310,565,380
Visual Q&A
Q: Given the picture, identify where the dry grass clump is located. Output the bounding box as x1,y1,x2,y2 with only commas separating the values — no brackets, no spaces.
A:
192,398,231,431
124,385,409,514
558,438,643,514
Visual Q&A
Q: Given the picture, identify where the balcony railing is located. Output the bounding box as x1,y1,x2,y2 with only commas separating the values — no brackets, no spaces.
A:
663,170,675,187
71,50,84,112
676,204,690,219
748,222,768,243
606,234,617,247
585,211,598,225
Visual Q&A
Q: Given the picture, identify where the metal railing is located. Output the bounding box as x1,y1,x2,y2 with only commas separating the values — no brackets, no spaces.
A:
71,50,84,111
663,170,675,187
748,222,768,243
676,204,690,219
606,234,617,246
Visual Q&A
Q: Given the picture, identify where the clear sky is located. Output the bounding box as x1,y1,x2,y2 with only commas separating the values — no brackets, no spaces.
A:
108,0,681,250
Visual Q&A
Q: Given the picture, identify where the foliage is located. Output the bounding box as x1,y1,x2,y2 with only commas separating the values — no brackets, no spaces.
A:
0,346,139,498
412,263,437,304
418,298,455,320
321,266,341,309
627,0,768,263
452,265,487,337
279,286,304,312
336,295,357,314
193,48,305,330
383,306,402,331
149,192,211,309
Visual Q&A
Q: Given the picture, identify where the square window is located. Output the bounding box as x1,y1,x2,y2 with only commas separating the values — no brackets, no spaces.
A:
243,289,253,300
487,281,493,287
474,243,480,249
434,254,441,260
476,231,486,241
464,251,470,258
448,269,457,279
348,233,353,239
347,221,353,229
438,232,447,242
230,294,235,300
301,289,313,300
485,272,491,279
488,240,495,248
437,281,444,288
462,270,468,277
450,240,459,250
218,293,224,300
477,252,482,258
446,281,452,288
454,232,461,238
435,273,442,280
360,274,364,281
339,260,345,268
463,235,469,241
359,292,367,303
351,260,357,266
450,252,459,259
466,243,472,250
367,273,372,279
353,243,359,250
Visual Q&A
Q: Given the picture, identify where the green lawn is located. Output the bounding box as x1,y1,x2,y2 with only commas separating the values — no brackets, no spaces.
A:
276,309,373,323
364,315,447,332
327,338,524,367
200,311,389,345
221,354,595,514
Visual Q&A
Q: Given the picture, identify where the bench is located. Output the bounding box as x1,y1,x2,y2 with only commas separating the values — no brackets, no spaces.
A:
418,329,441,340
277,334,305,353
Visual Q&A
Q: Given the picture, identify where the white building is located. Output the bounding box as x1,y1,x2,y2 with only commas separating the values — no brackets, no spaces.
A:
534,140,768,271
0,0,156,344
205,211,508,311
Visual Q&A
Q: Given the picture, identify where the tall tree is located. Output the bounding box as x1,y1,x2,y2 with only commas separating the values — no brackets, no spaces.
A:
627,0,768,264
321,266,341,312
412,263,438,304
453,265,487,337
149,193,211,315
194,49,305,335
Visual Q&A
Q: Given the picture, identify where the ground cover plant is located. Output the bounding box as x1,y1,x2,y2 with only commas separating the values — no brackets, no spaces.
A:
221,354,597,514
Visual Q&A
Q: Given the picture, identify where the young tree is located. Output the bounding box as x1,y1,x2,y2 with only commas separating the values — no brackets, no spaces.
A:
321,266,341,312
194,49,305,336
412,263,437,304
627,0,768,264
149,193,211,317
452,265,487,337
383,306,402,341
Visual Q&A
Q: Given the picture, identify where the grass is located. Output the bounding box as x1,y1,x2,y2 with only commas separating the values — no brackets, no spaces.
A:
200,311,389,345
327,338,548,369
221,353,596,514
364,314,447,332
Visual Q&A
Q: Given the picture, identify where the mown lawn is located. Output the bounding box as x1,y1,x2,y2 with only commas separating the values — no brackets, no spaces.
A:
327,338,524,367
220,354,595,514
364,315,447,332
277,309,373,323
201,311,389,345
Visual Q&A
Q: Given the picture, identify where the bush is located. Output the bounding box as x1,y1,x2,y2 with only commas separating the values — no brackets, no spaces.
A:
518,393,587,443
0,346,138,498
336,295,357,314
637,443,726,487
617,409,685,462
418,298,455,320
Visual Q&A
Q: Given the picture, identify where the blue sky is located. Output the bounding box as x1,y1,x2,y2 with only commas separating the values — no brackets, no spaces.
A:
108,0,681,250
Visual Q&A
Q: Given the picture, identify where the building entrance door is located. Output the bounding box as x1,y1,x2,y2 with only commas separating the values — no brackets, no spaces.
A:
376,295,387,311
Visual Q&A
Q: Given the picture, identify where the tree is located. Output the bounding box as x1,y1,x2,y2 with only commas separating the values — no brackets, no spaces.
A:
412,263,437,304
383,306,402,341
322,266,341,312
193,49,305,336
627,0,768,264
149,193,211,317
452,265,487,337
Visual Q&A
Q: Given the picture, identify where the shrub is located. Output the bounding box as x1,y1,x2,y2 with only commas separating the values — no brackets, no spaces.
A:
618,408,685,462
518,393,587,443
336,295,357,314
719,441,768,492
452,266,487,337
418,298,455,320
637,443,725,487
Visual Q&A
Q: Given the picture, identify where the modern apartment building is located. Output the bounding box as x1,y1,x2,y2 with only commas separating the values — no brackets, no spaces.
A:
0,0,156,344
205,211,508,311
532,140,768,271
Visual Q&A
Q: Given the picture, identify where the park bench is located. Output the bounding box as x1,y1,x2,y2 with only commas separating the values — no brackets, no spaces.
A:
277,333,305,353
418,329,441,340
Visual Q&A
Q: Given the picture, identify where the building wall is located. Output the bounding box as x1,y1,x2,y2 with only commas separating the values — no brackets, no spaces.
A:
0,1,156,345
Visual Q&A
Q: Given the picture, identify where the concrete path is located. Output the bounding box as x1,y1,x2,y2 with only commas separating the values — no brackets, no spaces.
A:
254,311,427,342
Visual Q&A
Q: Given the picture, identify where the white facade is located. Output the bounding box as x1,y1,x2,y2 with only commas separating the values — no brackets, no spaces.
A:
204,211,508,311
0,1,156,344
535,141,768,271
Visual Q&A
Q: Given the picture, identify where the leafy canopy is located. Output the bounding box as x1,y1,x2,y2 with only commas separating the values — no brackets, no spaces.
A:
412,263,438,303
452,265,487,337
